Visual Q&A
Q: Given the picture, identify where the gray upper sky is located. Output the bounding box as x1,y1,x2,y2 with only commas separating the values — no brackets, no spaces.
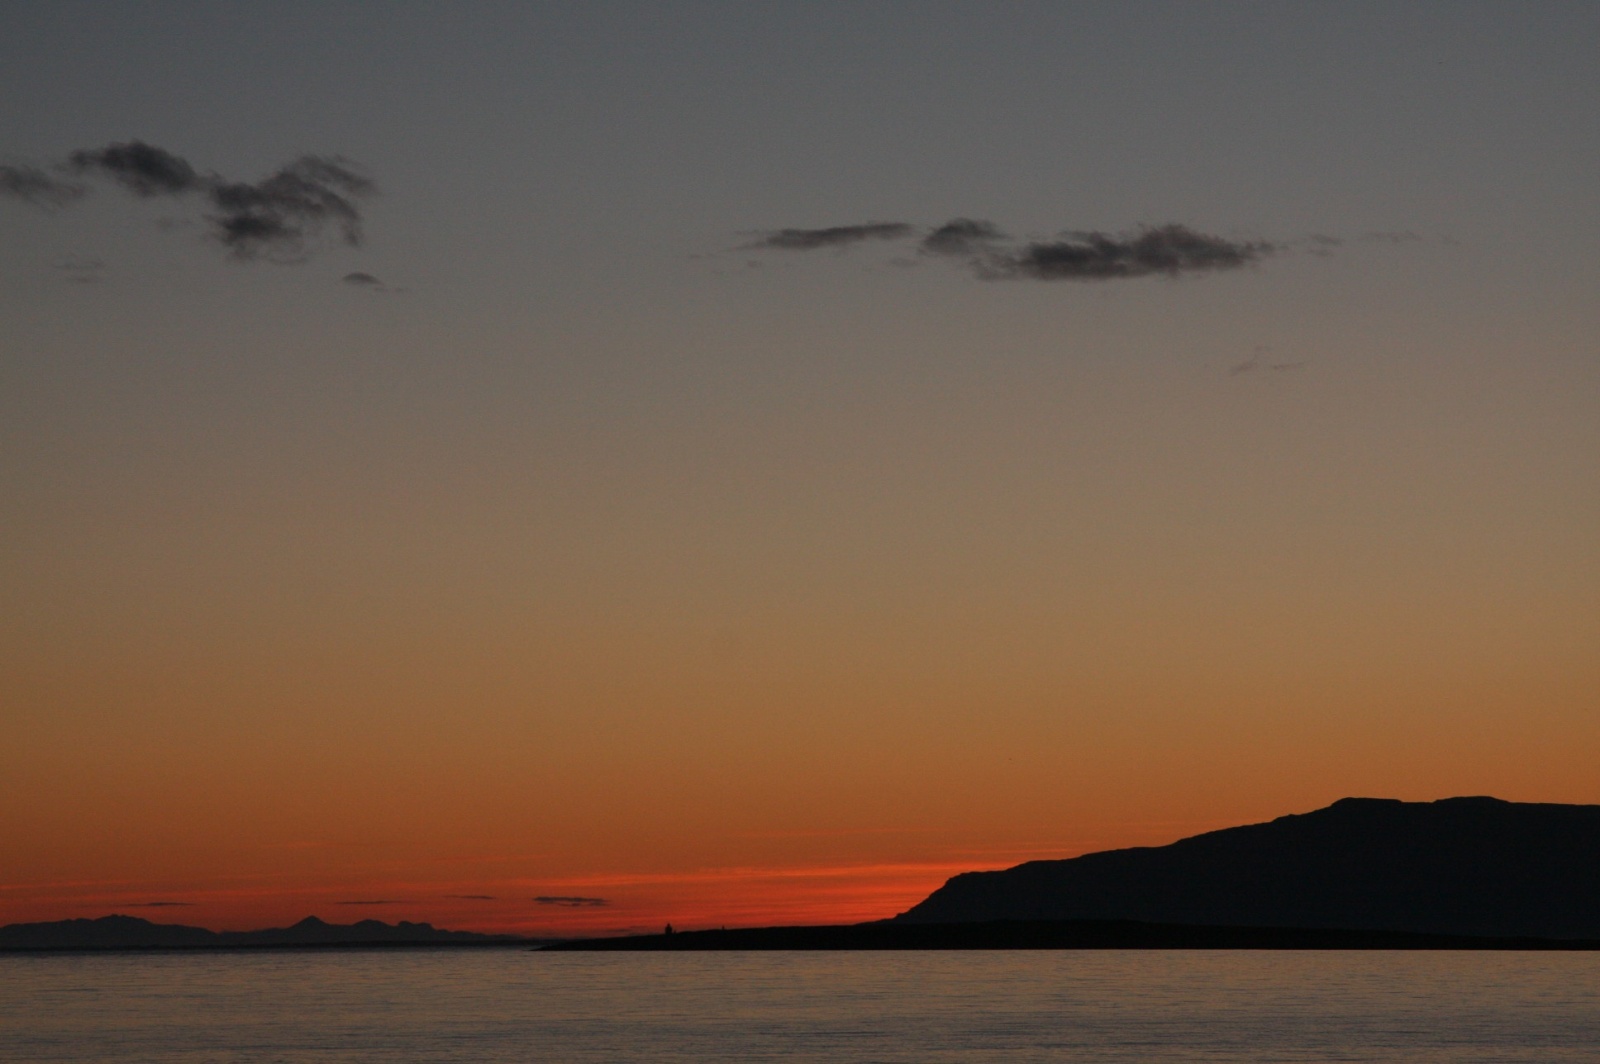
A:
5,2,1595,279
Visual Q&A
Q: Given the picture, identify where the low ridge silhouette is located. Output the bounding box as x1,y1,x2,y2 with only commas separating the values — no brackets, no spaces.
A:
0,914,524,951
895,797,1600,939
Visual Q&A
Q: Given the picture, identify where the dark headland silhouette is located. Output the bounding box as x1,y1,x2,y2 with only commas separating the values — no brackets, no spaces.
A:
897,796,1600,939
551,797,1600,950
0,915,528,952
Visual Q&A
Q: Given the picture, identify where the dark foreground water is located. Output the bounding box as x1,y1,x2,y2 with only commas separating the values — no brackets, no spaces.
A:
3,949,1597,1062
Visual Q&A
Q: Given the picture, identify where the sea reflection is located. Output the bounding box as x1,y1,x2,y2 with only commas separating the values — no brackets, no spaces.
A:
3,949,1597,1062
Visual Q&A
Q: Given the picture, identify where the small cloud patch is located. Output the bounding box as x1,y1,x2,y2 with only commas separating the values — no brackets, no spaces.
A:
342,270,404,294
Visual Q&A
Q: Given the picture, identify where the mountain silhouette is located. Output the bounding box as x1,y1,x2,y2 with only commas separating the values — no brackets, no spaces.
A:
0,914,524,951
895,796,1600,939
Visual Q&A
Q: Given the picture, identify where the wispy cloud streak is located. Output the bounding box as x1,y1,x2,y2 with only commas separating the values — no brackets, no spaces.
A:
754,223,914,250
750,218,1276,282
990,224,1271,281
0,164,86,209
919,218,1006,257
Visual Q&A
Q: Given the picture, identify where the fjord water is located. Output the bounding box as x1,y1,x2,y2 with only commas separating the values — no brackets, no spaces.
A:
3,950,1597,1062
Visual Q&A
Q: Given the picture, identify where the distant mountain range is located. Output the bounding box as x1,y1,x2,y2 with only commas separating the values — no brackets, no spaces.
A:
896,796,1600,939
0,915,526,951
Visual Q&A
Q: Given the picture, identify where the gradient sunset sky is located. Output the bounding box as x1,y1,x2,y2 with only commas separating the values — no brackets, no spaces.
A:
2,2,1596,937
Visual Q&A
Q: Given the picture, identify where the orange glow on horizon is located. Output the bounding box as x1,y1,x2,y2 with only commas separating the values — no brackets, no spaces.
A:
1,857,1059,937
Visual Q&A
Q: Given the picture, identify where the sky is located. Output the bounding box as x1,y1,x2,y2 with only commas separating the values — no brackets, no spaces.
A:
1,1,1596,937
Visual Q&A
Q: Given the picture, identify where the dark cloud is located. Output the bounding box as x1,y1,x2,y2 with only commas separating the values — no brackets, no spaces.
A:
920,218,1005,257
207,156,373,258
993,225,1272,281
0,164,86,209
7,141,376,261
534,895,609,907
68,141,204,196
755,222,914,250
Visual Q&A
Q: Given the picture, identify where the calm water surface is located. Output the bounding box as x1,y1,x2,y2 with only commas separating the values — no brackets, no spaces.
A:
3,949,1597,1062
